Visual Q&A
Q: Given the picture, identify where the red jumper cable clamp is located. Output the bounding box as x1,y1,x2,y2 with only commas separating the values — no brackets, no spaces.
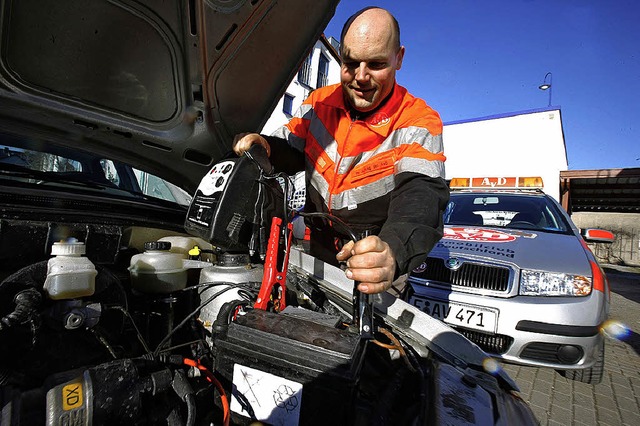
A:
254,216,293,312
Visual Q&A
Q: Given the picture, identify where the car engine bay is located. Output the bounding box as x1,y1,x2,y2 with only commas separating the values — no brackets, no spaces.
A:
0,148,537,425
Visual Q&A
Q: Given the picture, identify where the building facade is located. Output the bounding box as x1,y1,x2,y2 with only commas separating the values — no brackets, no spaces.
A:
261,36,341,135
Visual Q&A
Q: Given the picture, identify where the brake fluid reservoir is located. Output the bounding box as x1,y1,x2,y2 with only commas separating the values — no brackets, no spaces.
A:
129,241,187,293
43,239,97,300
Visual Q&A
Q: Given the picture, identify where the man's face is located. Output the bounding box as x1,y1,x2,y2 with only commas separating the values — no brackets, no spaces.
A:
340,26,404,113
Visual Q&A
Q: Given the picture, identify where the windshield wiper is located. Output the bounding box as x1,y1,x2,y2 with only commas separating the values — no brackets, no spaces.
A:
0,163,121,190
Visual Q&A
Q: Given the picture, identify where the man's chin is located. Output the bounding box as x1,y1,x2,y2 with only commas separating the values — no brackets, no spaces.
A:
350,97,377,113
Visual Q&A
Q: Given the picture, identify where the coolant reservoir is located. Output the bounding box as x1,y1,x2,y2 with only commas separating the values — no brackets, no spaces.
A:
158,236,214,262
129,241,187,293
43,239,97,300
198,253,263,334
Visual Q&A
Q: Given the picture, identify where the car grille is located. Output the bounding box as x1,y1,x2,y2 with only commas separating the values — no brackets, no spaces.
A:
455,328,514,355
412,257,511,292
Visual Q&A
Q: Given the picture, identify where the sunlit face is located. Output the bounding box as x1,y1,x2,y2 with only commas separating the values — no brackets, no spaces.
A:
340,20,404,113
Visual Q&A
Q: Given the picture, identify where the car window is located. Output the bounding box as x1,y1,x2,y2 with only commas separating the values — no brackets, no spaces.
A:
1,142,190,207
445,193,571,233
100,159,120,186
1,145,83,173
133,168,191,206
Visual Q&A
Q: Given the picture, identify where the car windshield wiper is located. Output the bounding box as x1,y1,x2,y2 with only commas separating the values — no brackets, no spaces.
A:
0,163,121,190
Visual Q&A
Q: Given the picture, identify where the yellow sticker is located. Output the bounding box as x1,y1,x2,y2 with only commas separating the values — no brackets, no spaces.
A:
62,382,83,410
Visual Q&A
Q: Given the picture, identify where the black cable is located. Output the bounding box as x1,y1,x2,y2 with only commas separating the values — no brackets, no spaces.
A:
177,281,246,292
105,305,151,354
152,282,246,357
398,336,427,423
244,147,294,258
298,211,359,242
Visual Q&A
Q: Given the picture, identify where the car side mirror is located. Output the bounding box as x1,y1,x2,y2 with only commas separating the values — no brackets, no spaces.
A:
581,228,615,243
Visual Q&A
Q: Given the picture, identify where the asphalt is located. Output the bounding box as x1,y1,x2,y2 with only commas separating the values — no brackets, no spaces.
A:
500,265,640,425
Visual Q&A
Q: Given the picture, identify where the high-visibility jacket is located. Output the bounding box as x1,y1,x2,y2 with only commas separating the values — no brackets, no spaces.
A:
266,83,449,276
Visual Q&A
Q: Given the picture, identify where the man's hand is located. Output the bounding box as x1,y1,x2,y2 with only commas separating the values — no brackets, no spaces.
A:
233,133,271,156
336,236,396,294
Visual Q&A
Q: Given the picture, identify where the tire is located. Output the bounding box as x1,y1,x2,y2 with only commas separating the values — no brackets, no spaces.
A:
560,341,605,384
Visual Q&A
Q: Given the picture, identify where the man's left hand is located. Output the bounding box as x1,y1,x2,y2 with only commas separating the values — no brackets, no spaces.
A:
336,236,396,294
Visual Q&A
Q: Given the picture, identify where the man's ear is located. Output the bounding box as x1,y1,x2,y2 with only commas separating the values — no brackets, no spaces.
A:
395,46,405,70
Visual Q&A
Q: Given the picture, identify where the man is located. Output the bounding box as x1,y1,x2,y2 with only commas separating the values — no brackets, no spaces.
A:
234,7,449,295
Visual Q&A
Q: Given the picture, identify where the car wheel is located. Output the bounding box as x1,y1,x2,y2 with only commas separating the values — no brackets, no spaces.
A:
560,341,605,384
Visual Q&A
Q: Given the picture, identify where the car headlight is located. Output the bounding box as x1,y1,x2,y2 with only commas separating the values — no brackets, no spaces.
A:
519,270,592,296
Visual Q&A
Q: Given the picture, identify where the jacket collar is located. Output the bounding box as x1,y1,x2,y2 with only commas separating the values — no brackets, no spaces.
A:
318,83,407,137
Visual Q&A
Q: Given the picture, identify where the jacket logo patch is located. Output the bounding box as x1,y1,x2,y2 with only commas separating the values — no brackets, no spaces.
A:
367,112,390,127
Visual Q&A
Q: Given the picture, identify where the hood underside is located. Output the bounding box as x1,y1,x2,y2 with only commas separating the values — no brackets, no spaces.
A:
0,0,339,193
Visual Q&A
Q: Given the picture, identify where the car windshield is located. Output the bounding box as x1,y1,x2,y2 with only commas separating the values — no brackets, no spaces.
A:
444,192,572,233
0,137,191,207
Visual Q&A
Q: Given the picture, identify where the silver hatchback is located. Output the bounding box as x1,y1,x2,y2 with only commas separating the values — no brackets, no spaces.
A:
407,177,614,384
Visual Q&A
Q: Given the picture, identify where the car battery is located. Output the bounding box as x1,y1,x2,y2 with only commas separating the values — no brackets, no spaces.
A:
214,308,366,425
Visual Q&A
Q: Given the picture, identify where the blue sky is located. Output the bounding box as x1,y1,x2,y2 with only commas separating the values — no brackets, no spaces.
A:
324,0,640,170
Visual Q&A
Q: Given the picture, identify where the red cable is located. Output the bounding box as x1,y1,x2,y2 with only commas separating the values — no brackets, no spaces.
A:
183,358,230,426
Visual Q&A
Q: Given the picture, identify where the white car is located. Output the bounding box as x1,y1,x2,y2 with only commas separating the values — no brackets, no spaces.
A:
407,177,614,384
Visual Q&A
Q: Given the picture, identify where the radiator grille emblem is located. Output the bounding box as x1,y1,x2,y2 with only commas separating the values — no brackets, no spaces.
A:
445,258,462,270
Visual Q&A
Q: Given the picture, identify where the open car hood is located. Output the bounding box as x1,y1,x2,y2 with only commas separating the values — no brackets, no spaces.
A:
0,0,339,193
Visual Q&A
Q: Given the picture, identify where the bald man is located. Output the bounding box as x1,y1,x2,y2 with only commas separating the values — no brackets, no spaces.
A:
234,7,449,295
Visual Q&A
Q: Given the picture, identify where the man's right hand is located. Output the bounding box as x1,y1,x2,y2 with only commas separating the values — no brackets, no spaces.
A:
233,133,271,157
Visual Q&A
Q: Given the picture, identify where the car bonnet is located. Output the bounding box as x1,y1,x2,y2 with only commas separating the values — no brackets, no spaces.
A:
430,225,593,276
0,0,340,193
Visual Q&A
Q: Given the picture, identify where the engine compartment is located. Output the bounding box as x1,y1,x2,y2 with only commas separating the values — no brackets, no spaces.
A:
0,220,432,425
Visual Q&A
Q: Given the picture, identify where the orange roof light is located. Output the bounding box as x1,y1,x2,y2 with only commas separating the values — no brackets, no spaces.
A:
518,176,544,188
450,177,544,189
449,178,471,188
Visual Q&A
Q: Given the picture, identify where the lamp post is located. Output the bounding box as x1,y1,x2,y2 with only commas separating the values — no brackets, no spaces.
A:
538,72,553,107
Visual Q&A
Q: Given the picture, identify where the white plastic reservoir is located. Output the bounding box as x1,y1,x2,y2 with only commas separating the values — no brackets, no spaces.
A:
129,241,188,293
43,239,97,300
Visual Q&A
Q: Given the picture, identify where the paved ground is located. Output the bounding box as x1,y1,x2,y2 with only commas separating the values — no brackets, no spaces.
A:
500,265,640,425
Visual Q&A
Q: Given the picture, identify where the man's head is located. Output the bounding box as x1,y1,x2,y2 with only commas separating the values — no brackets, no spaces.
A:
339,7,404,113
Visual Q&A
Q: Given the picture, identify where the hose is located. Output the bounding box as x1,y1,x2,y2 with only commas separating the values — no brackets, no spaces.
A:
0,287,42,331
172,370,196,426
183,358,230,426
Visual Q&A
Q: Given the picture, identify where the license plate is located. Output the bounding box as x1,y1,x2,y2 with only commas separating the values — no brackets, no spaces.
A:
410,297,498,333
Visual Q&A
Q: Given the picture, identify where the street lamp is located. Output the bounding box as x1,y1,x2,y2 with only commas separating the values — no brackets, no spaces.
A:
538,72,553,107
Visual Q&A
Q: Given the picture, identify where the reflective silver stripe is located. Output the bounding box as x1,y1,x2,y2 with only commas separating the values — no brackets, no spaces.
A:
271,104,315,152
294,103,314,120
397,157,445,178
312,158,444,210
307,111,339,162
271,125,305,152
330,174,396,210
422,131,444,154
273,103,341,159
334,127,443,176
369,126,443,157
308,165,330,207
337,155,360,175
